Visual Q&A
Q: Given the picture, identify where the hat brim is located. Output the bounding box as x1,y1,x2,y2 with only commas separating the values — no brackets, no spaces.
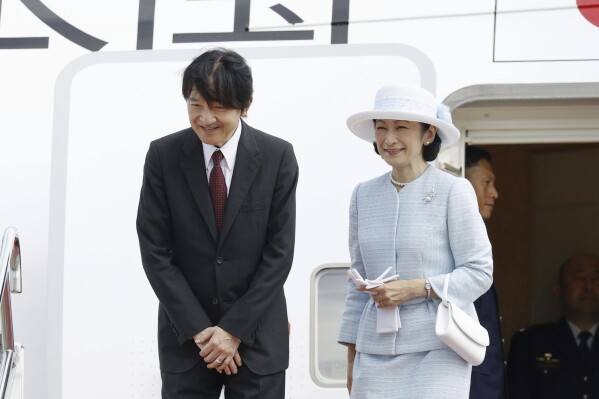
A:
347,110,460,148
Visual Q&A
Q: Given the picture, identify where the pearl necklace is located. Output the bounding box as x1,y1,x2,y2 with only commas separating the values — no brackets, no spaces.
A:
390,175,409,187
390,165,430,187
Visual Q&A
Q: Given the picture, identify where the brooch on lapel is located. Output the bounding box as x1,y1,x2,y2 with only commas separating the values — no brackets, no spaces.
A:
535,353,560,374
424,187,436,203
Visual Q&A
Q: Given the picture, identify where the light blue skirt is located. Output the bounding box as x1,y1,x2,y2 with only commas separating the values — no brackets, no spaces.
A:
351,348,471,399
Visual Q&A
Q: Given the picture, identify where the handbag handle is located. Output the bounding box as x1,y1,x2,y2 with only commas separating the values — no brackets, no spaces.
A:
441,274,451,304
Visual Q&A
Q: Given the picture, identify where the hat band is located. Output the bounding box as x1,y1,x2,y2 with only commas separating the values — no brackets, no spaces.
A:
374,97,436,117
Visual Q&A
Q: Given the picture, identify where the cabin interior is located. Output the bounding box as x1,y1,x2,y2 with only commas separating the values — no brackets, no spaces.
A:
453,97,599,358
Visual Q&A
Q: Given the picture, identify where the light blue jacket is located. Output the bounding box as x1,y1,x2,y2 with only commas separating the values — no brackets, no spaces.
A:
338,165,493,355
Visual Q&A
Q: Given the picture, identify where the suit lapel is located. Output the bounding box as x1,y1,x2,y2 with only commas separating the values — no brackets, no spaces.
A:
179,129,218,241
219,121,261,244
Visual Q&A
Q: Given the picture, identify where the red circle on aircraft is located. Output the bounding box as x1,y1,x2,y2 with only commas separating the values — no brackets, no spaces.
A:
578,0,599,27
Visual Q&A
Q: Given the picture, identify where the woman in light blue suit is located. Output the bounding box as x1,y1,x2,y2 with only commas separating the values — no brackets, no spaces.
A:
338,85,493,398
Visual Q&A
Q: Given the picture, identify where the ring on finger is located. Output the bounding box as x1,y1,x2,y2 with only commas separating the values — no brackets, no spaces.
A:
215,358,222,364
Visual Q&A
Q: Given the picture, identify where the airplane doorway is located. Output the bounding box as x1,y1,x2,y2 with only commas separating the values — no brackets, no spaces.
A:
449,88,599,357
471,142,599,355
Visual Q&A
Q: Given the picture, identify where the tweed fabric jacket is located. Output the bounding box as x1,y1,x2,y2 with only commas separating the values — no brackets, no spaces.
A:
338,165,493,355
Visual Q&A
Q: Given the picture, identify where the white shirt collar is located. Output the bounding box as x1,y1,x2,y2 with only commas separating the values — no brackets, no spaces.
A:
202,120,242,172
567,319,598,343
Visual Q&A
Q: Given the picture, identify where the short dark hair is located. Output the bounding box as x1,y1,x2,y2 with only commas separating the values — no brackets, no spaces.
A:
465,146,492,169
182,48,253,111
557,253,599,287
372,122,442,161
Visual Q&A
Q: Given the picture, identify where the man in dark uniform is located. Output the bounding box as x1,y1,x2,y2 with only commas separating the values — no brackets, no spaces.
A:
507,253,599,399
465,146,506,399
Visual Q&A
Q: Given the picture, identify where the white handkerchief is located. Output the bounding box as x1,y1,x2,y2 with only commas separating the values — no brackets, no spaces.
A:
377,306,401,333
347,267,398,289
347,267,402,333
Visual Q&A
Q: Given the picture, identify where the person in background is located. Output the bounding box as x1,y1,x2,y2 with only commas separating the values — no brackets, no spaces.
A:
136,48,299,399
465,146,506,399
465,146,499,221
507,253,599,399
338,85,493,398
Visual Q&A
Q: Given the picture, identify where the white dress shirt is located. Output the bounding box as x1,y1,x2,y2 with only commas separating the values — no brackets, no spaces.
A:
568,319,598,348
202,120,242,194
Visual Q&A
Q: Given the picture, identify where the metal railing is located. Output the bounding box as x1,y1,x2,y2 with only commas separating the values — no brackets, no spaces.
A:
0,227,22,398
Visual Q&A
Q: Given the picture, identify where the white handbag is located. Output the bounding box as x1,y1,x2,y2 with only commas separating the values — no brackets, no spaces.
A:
435,274,489,366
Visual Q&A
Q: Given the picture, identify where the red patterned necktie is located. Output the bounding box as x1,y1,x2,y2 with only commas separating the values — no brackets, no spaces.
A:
209,150,227,233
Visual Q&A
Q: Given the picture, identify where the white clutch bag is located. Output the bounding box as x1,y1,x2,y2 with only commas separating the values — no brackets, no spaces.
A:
435,274,489,366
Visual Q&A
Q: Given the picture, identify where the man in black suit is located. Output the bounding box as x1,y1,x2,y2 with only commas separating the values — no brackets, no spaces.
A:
507,253,599,399
137,48,298,399
465,146,506,399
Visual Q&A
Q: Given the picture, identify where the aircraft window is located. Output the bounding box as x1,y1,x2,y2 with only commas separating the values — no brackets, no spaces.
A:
310,264,349,387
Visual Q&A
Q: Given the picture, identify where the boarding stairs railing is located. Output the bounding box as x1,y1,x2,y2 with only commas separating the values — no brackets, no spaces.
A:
0,227,23,399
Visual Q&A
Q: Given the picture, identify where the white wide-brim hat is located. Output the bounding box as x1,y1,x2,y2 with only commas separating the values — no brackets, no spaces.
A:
347,85,460,148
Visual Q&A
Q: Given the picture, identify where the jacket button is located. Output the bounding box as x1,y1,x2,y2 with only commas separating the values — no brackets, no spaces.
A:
212,298,219,305
216,257,223,265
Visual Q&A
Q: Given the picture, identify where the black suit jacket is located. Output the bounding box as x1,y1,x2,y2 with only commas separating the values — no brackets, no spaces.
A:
471,283,507,399
136,120,298,375
507,317,599,399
